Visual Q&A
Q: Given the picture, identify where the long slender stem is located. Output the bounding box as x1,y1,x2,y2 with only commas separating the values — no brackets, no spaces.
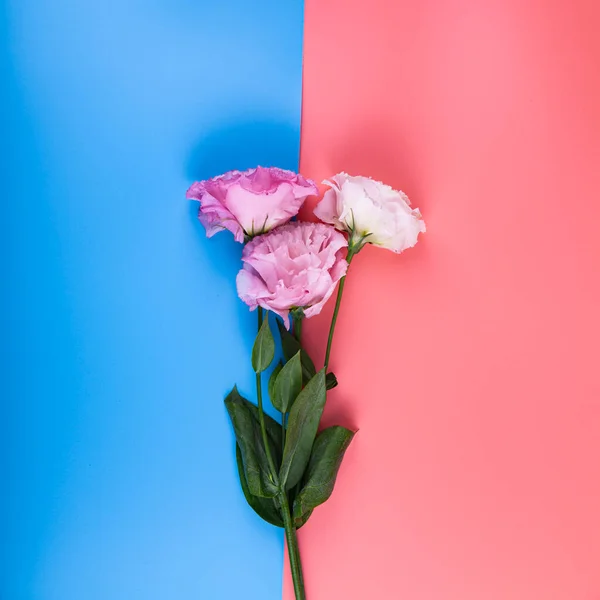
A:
256,309,304,598
255,307,278,479
324,249,356,371
284,314,303,455
279,490,306,599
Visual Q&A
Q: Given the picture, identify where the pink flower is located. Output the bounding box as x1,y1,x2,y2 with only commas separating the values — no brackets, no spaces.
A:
186,166,318,243
315,173,425,253
236,222,348,326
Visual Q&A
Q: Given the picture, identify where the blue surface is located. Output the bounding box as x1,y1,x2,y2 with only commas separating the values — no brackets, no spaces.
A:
0,1,303,598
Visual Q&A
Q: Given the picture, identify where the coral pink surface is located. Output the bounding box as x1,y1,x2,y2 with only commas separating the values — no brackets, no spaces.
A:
284,0,600,598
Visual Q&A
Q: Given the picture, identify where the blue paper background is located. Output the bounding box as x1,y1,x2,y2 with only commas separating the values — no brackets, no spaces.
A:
1,1,303,598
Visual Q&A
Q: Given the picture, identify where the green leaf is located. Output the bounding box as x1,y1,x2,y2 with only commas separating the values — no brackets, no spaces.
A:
235,446,283,527
292,426,355,523
272,351,302,413
279,369,327,490
294,508,313,529
276,320,316,384
276,319,298,360
268,363,283,406
225,387,278,497
325,372,338,390
252,317,275,373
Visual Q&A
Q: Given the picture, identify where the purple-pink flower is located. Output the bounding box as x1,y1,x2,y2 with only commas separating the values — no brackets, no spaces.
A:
236,221,348,326
186,166,318,243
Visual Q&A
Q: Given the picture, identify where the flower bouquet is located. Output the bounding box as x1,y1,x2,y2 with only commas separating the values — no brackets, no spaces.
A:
187,166,425,599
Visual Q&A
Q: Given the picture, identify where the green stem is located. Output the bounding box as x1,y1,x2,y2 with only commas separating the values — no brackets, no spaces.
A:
255,307,278,480
278,312,305,597
286,313,304,454
324,249,356,371
279,490,306,600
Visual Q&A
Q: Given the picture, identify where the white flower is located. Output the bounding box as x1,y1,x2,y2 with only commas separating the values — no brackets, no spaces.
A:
314,173,426,253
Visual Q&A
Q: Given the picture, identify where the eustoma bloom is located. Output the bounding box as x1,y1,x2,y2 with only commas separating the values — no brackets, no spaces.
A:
188,166,425,600
315,172,425,253
236,222,348,327
315,172,426,370
187,166,318,242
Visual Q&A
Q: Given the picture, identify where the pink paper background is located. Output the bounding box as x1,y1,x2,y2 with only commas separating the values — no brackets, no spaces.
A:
285,0,600,598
